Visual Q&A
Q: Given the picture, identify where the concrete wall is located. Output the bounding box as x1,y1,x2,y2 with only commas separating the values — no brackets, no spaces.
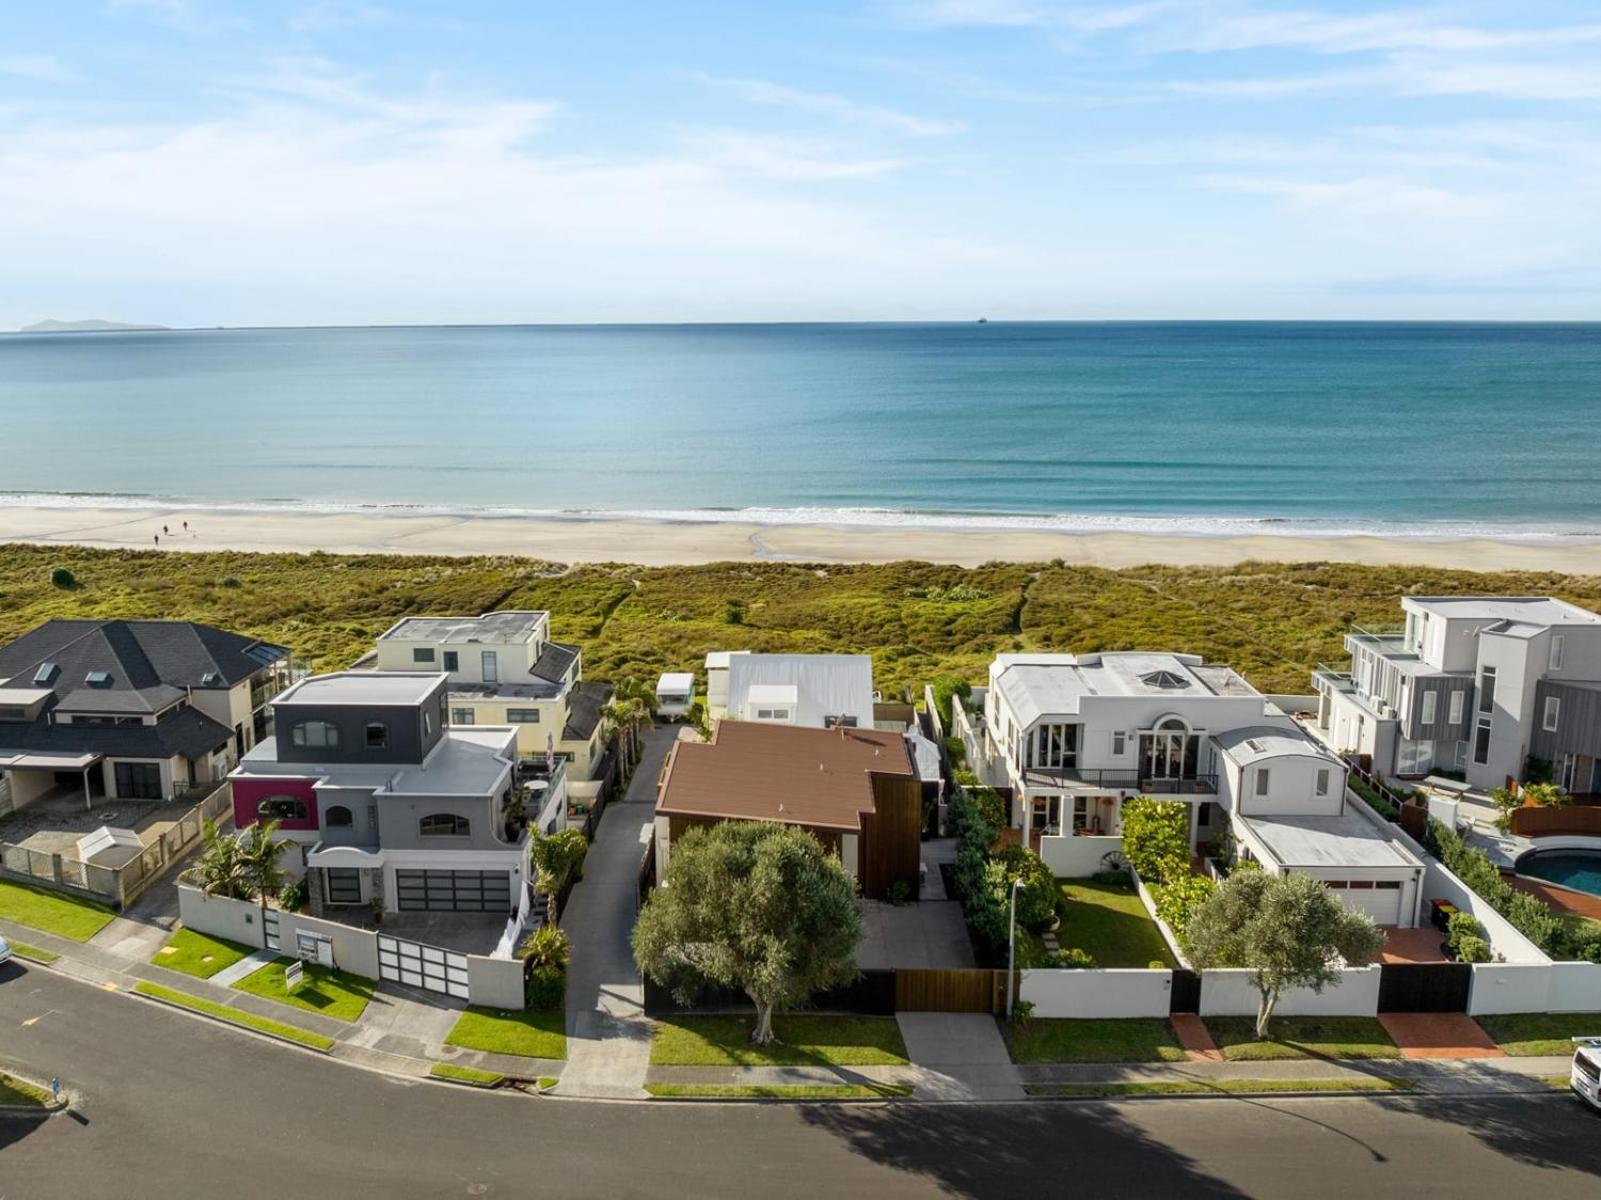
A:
1468,961,1601,1016
467,955,527,1009
178,884,267,947
1198,966,1381,1018
1548,962,1601,1013
1019,968,1173,1019
280,909,382,978
1038,833,1122,878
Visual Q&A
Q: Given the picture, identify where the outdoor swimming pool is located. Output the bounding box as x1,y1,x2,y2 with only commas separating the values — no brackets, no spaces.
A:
1516,850,1601,899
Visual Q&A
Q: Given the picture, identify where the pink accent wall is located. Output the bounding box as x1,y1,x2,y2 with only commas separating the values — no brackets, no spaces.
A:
231,777,320,832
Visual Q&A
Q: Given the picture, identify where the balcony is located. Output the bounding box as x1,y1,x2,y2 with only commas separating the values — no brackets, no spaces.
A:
1313,666,1358,695
1021,767,1217,795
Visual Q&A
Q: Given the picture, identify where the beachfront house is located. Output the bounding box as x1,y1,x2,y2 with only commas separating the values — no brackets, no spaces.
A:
1312,596,1601,793
964,650,1423,925
0,619,291,809
373,611,612,785
228,671,529,916
704,651,875,728
653,720,922,900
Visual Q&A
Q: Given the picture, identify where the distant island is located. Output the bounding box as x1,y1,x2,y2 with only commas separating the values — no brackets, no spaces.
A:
20,318,169,334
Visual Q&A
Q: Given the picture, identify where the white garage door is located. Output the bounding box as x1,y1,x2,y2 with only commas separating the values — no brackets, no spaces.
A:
1327,882,1402,925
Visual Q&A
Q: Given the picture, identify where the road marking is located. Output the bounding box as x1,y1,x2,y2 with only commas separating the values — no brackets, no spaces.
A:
102,982,119,991
20,1010,58,1027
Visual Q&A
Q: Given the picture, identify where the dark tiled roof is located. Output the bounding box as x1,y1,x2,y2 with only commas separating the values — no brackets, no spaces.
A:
563,681,613,742
531,642,579,686
0,705,234,760
0,619,288,714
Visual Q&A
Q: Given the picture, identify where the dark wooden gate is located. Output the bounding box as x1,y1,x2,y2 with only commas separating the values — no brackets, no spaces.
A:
1169,969,1201,1014
1378,962,1471,1013
895,968,1007,1014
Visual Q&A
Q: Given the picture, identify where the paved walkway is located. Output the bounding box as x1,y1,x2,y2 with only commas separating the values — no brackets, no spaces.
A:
206,948,276,987
894,1012,1025,1100
1380,1012,1507,1059
1170,1013,1224,1062
556,723,676,1098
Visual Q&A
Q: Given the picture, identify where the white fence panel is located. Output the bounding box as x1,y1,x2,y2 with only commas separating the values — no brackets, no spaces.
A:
1019,968,1172,1019
1547,962,1601,1014
1199,966,1381,1018
1038,834,1122,879
1468,964,1560,1016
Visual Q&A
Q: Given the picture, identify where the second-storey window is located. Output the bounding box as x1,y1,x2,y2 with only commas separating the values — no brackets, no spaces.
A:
1473,716,1492,764
1479,666,1497,713
1543,696,1561,732
442,651,459,672
365,722,388,749
413,647,436,663
1316,768,1330,796
259,795,308,821
481,651,499,683
419,812,471,837
1420,692,1437,726
1255,767,1271,796
506,709,541,723
451,708,476,725
290,720,340,749
1448,691,1464,726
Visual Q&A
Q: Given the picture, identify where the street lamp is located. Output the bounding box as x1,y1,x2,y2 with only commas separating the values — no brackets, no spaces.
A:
1005,877,1022,1019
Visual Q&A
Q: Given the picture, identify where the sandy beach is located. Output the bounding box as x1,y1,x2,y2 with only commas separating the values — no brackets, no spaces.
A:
2,504,1600,572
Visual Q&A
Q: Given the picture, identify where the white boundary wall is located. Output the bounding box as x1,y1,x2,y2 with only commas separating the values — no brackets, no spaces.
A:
1019,968,1173,1018
1039,833,1122,878
1199,966,1381,1018
1469,961,1601,1016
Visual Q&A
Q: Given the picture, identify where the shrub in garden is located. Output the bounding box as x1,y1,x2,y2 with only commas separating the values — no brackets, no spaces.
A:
50,567,76,588
525,965,566,1010
1455,936,1491,964
1119,797,1191,885
930,676,972,727
991,845,1057,932
1053,948,1095,969
1445,910,1483,960
1152,874,1218,940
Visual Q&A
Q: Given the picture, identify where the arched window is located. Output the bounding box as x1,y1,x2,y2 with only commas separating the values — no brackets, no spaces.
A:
1156,716,1189,732
258,795,308,821
324,805,353,828
365,722,388,749
290,720,341,749
419,812,471,837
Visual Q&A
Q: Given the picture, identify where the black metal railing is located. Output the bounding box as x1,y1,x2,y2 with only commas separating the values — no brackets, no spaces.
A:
1022,767,1217,794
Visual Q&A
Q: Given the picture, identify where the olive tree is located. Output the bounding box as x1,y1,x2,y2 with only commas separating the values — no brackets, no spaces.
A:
1185,870,1385,1039
632,821,861,1045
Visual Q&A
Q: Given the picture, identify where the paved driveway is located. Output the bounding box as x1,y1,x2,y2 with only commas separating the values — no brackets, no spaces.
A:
558,722,677,1097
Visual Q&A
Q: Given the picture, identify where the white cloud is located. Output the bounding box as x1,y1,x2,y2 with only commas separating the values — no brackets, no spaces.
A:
1204,173,1497,219
1143,10,1601,56
0,54,72,83
674,130,914,180
689,73,966,136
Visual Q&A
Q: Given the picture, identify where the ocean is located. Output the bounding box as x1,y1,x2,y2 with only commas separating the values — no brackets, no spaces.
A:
1,321,1597,539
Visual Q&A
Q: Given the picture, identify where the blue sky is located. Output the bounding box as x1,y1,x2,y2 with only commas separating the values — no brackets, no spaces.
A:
3,1,1600,324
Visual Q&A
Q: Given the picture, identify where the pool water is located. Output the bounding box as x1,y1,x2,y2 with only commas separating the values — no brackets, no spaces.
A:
1516,851,1601,898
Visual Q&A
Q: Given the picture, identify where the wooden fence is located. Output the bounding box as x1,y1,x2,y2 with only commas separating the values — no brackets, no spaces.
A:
894,968,1008,1015
1510,805,1601,838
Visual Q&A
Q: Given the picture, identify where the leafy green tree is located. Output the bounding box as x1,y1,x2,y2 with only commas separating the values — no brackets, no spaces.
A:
601,678,656,771
991,845,1056,932
633,821,861,1045
930,676,972,728
237,819,290,933
1185,870,1385,1038
196,819,252,901
1151,874,1218,939
530,828,589,926
1119,797,1191,885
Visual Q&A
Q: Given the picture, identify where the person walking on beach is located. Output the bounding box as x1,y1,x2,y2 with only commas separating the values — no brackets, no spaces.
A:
182,520,189,533
153,534,160,547
163,524,169,535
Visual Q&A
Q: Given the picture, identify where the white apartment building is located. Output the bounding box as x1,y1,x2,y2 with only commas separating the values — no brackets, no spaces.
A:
1313,596,1601,793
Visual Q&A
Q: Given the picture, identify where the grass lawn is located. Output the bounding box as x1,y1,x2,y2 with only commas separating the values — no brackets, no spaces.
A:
6,940,59,965
1475,1013,1601,1056
650,1015,909,1067
1055,881,1177,969
153,928,254,980
231,958,373,1023
1204,1017,1400,1061
446,1007,567,1060
1026,1078,1413,1098
429,1063,505,1087
0,1072,54,1107
0,879,114,942
133,981,335,1051
537,1076,560,1090
645,1083,912,1099
1003,1018,1187,1064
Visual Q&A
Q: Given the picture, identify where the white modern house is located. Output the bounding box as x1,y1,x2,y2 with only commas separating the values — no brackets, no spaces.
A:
704,651,875,729
960,651,1424,926
1312,596,1601,792
373,612,612,783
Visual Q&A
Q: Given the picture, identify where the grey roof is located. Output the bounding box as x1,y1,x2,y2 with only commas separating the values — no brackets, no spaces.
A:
236,725,517,796
995,652,1259,727
0,704,234,761
0,619,288,714
531,642,579,685
275,672,442,708
1212,724,1339,767
563,680,613,742
1245,810,1422,871
378,611,547,645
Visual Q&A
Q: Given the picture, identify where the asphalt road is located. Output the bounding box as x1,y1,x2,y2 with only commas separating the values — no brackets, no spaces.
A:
3,963,1600,1199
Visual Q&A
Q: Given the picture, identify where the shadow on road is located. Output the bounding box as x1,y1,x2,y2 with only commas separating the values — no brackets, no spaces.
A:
1405,1088,1601,1175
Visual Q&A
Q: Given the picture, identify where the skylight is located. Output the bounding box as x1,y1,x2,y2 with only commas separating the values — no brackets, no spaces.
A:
33,662,58,686
85,671,113,688
200,671,222,686
1139,670,1190,690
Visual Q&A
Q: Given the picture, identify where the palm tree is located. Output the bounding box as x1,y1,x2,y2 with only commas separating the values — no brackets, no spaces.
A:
530,828,589,926
237,819,290,934
605,677,658,768
196,820,253,901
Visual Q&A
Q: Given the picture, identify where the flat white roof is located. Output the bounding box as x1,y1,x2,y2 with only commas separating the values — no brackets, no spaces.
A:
1246,810,1422,871
0,687,53,706
378,611,548,644
657,673,695,692
1404,596,1601,628
704,650,750,669
995,651,1259,727
276,671,443,707
1213,724,1339,767
236,725,517,795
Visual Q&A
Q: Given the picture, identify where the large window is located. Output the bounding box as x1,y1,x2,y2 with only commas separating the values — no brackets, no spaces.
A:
324,805,353,827
290,720,341,749
450,708,476,725
1473,716,1493,765
419,812,471,837
1141,718,1198,781
365,722,389,749
324,867,362,905
259,794,309,821
1032,723,1079,770
506,708,541,724
412,647,436,663
481,651,499,683
113,761,163,799
1479,666,1497,714
1448,691,1464,726
1420,691,1437,726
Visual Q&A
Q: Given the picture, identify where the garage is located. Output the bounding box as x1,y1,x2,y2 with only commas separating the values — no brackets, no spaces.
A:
1323,880,1404,926
394,868,512,913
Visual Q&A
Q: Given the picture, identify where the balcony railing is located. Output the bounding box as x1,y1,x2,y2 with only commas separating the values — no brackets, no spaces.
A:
1313,666,1357,694
1021,767,1218,795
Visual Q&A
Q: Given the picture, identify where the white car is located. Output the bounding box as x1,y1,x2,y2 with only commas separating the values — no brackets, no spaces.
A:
0,934,11,967
1572,1039,1601,1112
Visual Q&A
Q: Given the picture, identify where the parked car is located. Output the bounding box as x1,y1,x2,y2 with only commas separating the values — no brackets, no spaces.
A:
0,934,12,967
1572,1039,1601,1112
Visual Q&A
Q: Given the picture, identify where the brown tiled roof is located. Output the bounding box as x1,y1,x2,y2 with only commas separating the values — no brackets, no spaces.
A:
656,720,914,832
